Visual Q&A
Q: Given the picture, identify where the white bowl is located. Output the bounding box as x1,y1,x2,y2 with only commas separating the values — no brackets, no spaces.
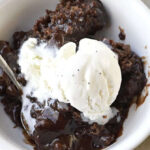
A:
0,0,150,150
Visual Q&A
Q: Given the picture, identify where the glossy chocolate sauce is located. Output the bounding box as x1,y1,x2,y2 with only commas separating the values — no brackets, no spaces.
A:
0,0,147,150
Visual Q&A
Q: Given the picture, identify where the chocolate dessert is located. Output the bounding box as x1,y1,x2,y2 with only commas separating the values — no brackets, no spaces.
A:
0,0,147,150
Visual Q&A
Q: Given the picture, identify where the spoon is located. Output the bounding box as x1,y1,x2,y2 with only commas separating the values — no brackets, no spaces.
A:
0,55,22,92
0,55,30,133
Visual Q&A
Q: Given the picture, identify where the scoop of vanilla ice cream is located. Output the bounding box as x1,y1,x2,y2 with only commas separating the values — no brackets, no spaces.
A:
18,38,122,125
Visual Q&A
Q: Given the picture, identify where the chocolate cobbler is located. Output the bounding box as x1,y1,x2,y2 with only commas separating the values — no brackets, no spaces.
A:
0,0,147,150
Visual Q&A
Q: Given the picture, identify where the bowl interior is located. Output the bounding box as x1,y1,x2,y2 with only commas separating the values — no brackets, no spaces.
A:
0,0,150,150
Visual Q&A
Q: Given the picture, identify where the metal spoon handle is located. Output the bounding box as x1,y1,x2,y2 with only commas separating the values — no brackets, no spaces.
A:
0,55,22,91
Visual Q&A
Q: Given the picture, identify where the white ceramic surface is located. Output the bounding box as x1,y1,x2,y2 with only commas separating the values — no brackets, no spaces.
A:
0,0,150,150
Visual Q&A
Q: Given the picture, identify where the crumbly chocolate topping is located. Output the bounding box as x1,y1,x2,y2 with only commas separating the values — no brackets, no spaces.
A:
0,0,147,150
33,0,107,46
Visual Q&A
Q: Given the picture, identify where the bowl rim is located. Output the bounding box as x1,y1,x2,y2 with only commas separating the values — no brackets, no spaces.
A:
0,0,150,150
